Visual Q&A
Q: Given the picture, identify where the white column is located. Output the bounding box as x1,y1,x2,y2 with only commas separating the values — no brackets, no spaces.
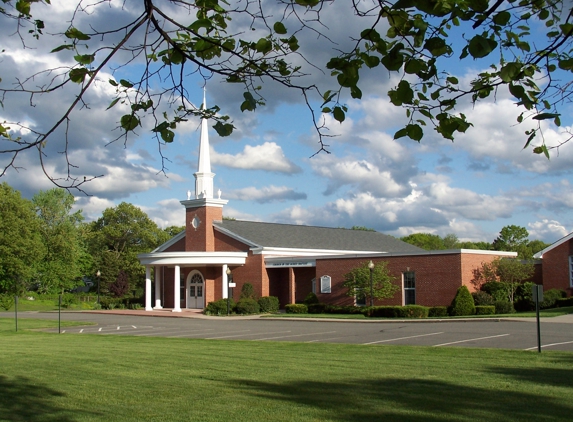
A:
173,265,182,312
145,266,152,311
222,264,228,299
154,266,162,309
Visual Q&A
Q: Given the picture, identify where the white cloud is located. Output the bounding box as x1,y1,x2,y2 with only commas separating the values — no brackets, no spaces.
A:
227,185,307,203
211,142,302,173
528,219,569,243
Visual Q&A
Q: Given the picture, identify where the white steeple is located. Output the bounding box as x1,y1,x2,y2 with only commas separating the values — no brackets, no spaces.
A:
194,88,215,199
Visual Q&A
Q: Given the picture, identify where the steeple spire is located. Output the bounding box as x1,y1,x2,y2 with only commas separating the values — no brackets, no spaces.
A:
194,88,215,199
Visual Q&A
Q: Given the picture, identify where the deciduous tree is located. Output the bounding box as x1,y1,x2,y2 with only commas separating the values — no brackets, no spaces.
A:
343,261,398,304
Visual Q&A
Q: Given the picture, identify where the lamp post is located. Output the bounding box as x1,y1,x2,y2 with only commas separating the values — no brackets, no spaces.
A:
96,270,101,305
226,267,232,316
368,260,374,307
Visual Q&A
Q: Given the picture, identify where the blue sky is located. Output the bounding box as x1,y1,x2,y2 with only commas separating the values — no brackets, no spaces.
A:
1,1,572,244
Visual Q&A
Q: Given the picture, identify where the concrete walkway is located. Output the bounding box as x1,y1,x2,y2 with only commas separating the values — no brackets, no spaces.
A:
83,308,261,320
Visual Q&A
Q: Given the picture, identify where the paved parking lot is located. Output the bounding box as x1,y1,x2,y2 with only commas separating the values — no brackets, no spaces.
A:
5,311,573,351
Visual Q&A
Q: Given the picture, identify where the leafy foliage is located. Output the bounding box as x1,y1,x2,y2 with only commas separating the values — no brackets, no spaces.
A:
303,292,319,305
236,298,260,314
449,286,475,316
0,183,45,294
109,270,130,298
400,233,459,250
343,261,398,304
239,283,257,300
204,298,236,315
285,304,308,314
257,296,279,313
2,0,573,188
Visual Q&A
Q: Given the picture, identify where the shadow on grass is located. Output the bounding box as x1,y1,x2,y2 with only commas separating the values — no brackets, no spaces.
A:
231,376,573,421
0,375,91,422
487,364,573,389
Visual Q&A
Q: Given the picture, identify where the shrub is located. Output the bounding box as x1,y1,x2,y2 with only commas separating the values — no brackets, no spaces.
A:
481,282,508,302
328,305,365,315
99,297,122,310
303,292,319,305
367,305,429,318
475,305,495,315
540,289,566,309
131,303,142,310
472,291,494,306
204,298,235,315
236,298,260,314
449,286,475,316
494,300,515,314
555,297,573,307
240,283,256,300
428,306,448,317
307,303,330,314
514,299,535,312
0,294,14,311
60,293,79,308
258,296,279,313
285,304,308,314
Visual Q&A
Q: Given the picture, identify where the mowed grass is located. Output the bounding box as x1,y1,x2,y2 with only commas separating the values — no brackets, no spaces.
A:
0,317,93,331
1,326,572,422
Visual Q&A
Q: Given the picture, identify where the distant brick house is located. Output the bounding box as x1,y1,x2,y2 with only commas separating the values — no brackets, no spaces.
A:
137,94,517,312
534,233,573,296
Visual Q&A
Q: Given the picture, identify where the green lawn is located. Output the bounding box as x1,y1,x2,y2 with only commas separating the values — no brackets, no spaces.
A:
0,325,572,421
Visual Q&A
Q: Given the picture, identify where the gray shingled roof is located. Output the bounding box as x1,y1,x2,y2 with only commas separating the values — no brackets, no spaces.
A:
213,220,424,253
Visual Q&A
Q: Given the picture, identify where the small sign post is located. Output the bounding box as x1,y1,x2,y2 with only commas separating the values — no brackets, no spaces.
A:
14,296,18,332
532,285,543,353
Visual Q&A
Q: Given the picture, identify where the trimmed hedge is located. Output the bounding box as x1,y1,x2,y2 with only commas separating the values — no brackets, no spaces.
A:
368,305,429,318
475,305,495,315
494,300,514,314
258,296,279,313
285,304,308,314
307,303,330,314
428,306,448,317
236,298,260,314
204,298,236,315
556,297,573,307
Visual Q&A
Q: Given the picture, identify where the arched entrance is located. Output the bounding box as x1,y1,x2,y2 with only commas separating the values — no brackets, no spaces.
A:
186,270,205,309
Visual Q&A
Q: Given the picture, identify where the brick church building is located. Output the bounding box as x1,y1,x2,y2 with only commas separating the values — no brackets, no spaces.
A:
138,94,523,312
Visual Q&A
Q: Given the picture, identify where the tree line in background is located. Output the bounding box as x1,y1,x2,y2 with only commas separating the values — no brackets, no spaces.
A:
0,182,554,300
0,182,183,297
399,225,549,259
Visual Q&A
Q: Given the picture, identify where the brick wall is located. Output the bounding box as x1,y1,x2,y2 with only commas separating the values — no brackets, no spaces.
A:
542,240,573,295
184,205,223,252
314,252,512,307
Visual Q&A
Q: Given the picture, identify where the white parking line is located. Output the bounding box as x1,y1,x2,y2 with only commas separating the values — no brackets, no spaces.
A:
433,334,510,347
256,331,337,341
98,327,102,332
306,336,346,343
524,340,573,350
364,332,444,345
79,329,84,333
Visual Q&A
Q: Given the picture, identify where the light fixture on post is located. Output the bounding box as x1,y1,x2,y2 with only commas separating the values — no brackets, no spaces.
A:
368,260,375,307
96,270,101,305
226,267,232,316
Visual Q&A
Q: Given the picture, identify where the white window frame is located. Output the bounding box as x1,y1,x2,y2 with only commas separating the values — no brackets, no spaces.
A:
569,256,573,288
320,275,331,294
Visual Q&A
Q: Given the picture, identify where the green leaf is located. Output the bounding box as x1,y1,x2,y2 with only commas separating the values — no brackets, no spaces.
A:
120,114,140,131
492,11,511,26
119,79,134,88
74,54,95,65
558,58,573,71
51,44,73,53
406,124,423,141
16,0,31,15
240,92,257,112
106,98,120,110
333,106,345,123
424,37,448,57
109,79,118,87
65,27,91,41
256,38,272,54
189,19,213,32
350,86,362,99
69,68,88,83
160,129,175,143
295,0,320,6
533,145,550,159
213,121,234,137
273,22,287,34
499,62,522,83
532,113,560,121
468,35,498,59
388,80,414,106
